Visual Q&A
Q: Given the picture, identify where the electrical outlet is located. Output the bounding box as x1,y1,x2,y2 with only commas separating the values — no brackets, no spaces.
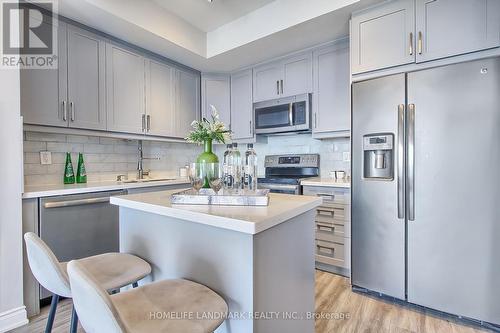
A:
342,152,351,162
40,151,52,165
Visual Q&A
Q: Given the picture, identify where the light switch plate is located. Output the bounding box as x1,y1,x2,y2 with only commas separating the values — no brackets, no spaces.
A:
40,151,52,165
342,152,351,162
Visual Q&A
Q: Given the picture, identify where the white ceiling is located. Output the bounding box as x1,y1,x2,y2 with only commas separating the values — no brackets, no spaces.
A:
151,0,275,32
57,0,385,72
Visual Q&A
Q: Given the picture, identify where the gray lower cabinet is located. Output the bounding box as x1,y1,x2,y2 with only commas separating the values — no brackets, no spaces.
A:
351,0,415,74
303,185,351,277
66,25,106,130
415,0,500,63
201,74,231,127
312,41,350,137
145,59,175,137
106,43,146,135
230,69,254,141
175,69,200,138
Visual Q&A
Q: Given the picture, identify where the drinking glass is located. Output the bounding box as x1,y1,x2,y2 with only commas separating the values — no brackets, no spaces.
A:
207,163,223,195
189,163,204,193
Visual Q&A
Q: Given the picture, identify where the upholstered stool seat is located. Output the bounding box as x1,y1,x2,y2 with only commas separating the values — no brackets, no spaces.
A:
66,253,151,292
24,232,152,333
68,260,228,333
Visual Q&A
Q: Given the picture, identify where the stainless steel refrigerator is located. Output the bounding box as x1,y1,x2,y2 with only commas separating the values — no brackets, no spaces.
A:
352,56,500,325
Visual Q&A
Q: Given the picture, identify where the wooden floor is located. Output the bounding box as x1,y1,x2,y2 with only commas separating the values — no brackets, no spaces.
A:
11,270,492,333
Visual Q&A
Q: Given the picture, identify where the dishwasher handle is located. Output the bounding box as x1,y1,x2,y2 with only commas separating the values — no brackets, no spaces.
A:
44,197,112,209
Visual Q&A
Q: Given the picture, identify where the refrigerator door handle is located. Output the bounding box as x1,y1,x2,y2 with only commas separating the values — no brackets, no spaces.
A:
397,104,405,219
408,103,416,221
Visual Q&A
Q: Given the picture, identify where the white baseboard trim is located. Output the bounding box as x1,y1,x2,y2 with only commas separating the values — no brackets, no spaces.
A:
0,306,28,333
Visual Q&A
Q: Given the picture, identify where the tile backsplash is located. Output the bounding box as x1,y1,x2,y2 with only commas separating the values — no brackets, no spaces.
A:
215,134,351,178
24,131,350,186
23,132,201,186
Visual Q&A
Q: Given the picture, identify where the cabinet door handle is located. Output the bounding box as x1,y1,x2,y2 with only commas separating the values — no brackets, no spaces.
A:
276,80,280,95
62,101,67,121
418,31,423,55
409,32,414,55
280,79,284,94
70,102,75,121
147,115,151,132
249,120,253,135
142,114,146,132
314,113,317,129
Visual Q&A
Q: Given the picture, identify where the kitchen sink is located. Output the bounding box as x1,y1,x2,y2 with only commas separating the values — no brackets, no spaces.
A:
121,178,177,184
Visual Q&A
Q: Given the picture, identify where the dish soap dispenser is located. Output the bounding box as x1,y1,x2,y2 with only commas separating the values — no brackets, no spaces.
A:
76,153,87,183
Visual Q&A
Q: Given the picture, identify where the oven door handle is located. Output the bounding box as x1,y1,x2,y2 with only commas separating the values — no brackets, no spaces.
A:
259,183,298,191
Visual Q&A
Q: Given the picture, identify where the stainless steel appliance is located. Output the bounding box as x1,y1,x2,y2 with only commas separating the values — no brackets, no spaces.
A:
352,57,500,326
258,154,319,195
39,190,126,299
254,93,311,134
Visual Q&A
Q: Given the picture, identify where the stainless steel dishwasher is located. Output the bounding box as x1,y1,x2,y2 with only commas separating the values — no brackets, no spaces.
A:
39,190,126,299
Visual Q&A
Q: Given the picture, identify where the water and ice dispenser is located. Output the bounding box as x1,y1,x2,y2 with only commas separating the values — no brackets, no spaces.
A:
363,134,394,180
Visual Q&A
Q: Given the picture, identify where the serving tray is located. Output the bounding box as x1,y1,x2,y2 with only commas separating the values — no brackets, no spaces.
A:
171,188,270,206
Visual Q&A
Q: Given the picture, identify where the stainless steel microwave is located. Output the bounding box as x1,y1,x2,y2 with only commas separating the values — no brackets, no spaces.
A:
254,93,311,134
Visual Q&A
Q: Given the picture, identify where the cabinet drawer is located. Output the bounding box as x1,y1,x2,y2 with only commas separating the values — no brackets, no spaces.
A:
316,238,350,269
316,221,346,239
316,239,345,261
303,186,349,205
316,205,347,223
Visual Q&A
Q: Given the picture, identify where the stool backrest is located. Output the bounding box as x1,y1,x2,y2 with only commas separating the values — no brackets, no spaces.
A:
24,232,71,297
67,260,129,333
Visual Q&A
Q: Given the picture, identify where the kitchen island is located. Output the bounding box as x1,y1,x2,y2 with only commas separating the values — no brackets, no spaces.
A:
110,190,322,333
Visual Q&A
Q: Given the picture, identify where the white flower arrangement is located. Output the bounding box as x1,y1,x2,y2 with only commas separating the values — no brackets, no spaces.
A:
186,105,232,144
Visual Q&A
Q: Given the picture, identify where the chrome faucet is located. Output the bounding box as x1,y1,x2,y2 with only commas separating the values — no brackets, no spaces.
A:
137,141,159,180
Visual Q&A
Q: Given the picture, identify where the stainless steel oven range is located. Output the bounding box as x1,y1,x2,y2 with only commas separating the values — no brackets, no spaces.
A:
258,154,319,195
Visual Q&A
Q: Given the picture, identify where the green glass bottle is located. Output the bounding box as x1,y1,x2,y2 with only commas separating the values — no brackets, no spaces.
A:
76,153,87,184
63,153,75,184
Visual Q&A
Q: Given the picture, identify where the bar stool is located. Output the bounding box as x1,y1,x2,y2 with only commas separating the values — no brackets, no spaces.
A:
67,259,228,333
24,232,152,333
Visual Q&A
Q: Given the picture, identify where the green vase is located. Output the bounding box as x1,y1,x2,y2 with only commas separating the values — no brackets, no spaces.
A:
196,139,218,188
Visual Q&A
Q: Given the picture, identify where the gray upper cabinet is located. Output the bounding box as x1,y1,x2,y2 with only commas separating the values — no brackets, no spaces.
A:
415,0,500,63
351,0,415,74
145,59,175,137
230,69,254,141
253,62,282,102
201,74,231,127
282,52,313,97
312,41,350,137
175,69,200,138
21,18,201,139
253,52,312,102
22,21,107,130
106,43,145,135
66,26,106,130
21,21,67,127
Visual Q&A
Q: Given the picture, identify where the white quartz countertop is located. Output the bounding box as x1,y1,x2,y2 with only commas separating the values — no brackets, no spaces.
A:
300,177,350,188
110,190,322,235
22,179,191,199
